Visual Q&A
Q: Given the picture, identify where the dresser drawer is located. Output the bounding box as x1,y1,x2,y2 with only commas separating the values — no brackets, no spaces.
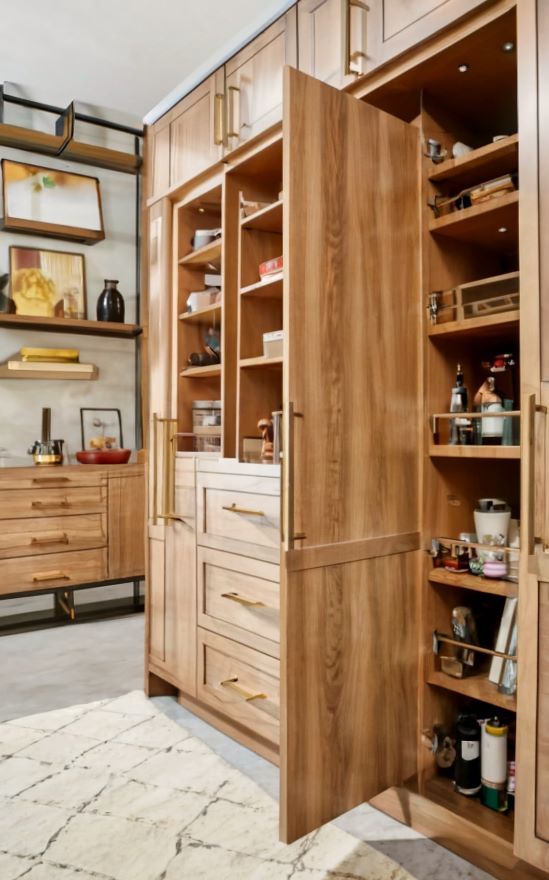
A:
198,548,279,656
0,548,108,596
197,628,279,745
0,471,107,491
0,485,106,519
0,513,106,560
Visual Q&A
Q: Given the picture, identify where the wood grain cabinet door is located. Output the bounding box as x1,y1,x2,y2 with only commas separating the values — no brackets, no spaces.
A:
225,8,297,152
280,67,421,842
170,70,225,189
298,0,373,89
145,121,170,201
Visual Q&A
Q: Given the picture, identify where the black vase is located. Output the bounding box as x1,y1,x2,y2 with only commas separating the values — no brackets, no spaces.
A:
97,280,125,323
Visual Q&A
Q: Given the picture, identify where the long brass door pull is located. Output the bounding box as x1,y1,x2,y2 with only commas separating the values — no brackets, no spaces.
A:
221,592,265,608
32,571,70,583
222,503,265,517
220,677,267,702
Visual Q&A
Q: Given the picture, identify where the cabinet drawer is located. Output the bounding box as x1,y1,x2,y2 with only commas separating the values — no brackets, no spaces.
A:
197,628,279,745
0,485,106,519
0,471,107,491
198,548,279,657
0,513,106,560
0,548,107,596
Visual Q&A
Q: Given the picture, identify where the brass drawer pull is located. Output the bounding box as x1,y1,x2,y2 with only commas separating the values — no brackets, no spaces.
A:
220,677,267,702
31,500,70,509
221,592,265,608
31,533,69,546
32,477,70,484
222,503,265,517
32,571,71,583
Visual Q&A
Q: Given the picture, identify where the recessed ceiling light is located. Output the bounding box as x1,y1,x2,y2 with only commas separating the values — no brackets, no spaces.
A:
502,41,515,52
498,226,508,233
458,63,469,73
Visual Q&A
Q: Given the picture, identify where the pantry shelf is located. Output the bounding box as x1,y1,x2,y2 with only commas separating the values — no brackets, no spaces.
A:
429,192,519,248
240,277,283,299
427,670,517,712
429,445,520,459
179,304,222,325
428,568,517,599
179,238,222,268
241,199,283,233
428,134,518,188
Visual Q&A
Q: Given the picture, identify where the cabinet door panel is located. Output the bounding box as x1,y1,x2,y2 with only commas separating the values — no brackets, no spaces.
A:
298,0,371,89
280,67,421,842
108,472,145,579
170,71,223,189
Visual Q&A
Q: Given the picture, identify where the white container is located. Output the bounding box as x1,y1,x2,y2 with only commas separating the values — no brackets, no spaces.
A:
474,509,511,546
263,330,284,359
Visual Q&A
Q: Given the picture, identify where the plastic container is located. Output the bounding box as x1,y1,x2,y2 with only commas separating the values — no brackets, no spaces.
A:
263,330,284,358
192,400,222,453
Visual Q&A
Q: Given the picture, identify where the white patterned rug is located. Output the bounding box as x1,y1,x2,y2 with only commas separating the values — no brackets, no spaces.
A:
0,690,414,880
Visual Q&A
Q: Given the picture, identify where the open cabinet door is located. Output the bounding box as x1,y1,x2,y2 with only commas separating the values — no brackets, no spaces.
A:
280,67,421,842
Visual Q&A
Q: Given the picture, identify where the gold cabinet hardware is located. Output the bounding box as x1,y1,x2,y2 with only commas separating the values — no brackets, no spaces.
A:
31,499,70,509
214,92,225,145
221,592,266,608
342,0,370,77
31,477,70,484
152,414,177,526
286,402,307,547
57,590,75,621
227,85,240,139
526,394,547,556
32,571,70,583
31,533,68,546
433,631,517,662
220,676,267,701
222,503,265,517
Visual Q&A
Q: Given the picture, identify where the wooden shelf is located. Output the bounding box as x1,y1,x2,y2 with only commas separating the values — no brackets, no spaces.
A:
430,445,520,459
428,568,517,599
240,356,283,369
419,775,514,844
429,192,518,249
428,310,519,339
180,364,221,378
0,364,97,381
427,670,517,712
241,200,283,232
428,134,518,188
179,304,221,325
240,277,283,299
0,314,142,339
179,239,222,268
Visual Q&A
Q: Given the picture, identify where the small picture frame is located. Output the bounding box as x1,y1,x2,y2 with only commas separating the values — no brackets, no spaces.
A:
1,159,105,244
80,408,123,451
7,245,86,319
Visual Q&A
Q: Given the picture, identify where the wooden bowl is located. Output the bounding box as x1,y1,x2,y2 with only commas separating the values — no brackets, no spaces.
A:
76,449,131,465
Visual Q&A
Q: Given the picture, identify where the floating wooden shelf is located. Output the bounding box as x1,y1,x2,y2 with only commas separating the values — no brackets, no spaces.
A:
427,670,517,712
428,310,520,339
429,192,519,249
0,364,98,381
240,277,283,299
241,200,283,233
430,445,520,459
240,356,283,369
0,314,142,339
179,304,221,325
179,239,222,268
419,775,514,844
180,364,221,378
428,134,518,188
428,568,517,599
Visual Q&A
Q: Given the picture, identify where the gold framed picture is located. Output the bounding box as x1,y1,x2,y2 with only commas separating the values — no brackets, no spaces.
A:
1,159,105,244
8,245,86,319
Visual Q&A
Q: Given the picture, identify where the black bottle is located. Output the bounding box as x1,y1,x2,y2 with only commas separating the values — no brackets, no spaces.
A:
455,714,481,796
97,280,125,323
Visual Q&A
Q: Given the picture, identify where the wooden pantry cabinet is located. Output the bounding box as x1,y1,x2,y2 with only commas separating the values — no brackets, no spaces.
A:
144,1,549,877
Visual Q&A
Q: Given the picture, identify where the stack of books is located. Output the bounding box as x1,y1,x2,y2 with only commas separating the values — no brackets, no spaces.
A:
6,348,97,377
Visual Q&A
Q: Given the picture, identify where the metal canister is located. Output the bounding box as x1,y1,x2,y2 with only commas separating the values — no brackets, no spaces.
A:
481,717,508,811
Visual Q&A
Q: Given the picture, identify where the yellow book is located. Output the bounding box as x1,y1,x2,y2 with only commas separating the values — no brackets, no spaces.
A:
20,347,80,363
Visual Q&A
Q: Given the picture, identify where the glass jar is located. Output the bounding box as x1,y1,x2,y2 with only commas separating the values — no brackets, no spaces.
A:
192,400,222,453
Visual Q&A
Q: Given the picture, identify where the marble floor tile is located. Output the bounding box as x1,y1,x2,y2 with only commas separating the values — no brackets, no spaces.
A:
165,839,294,880
20,864,99,880
301,823,414,878
19,766,111,811
15,730,98,766
5,701,105,733
45,811,177,880
88,777,210,830
73,739,153,772
102,690,160,717
114,715,191,750
0,756,56,797
0,724,43,757
60,708,148,741
0,851,35,880
128,747,236,797
0,797,71,858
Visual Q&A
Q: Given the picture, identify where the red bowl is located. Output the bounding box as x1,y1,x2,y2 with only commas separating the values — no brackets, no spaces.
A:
76,449,131,465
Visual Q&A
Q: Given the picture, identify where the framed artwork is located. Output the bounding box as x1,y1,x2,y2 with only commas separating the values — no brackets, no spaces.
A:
1,159,105,244
7,245,86,319
80,408,124,450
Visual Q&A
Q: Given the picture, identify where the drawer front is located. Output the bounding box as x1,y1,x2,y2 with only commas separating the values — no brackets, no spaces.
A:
198,487,280,552
197,629,279,745
0,548,107,596
198,548,279,655
0,485,106,519
0,471,107,491
0,513,106,559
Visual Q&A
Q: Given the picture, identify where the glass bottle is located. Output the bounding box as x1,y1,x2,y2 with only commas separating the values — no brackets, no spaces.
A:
449,364,470,444
97,280,125,323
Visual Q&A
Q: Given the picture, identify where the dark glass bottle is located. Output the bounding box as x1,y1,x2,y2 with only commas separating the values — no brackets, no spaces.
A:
97,280,125,323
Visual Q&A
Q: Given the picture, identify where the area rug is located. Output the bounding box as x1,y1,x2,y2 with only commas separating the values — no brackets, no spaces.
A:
0,690,414,880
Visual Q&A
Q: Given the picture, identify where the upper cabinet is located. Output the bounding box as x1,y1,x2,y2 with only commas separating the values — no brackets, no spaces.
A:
224,8,297,152
298,0,373,88
170,70,225,187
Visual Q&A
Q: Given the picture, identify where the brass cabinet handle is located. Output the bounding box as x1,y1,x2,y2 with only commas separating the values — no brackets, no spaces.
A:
342,0,370,77
31,499,70,509
32,477,70,484
526,394,547,555
221,592,266,608
31,533,68,546
220,677,267,702
286,402,306,547
214,92,225,146
153,414,177,525
222,503,265,517
32,571,70,583
227,85,240,139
